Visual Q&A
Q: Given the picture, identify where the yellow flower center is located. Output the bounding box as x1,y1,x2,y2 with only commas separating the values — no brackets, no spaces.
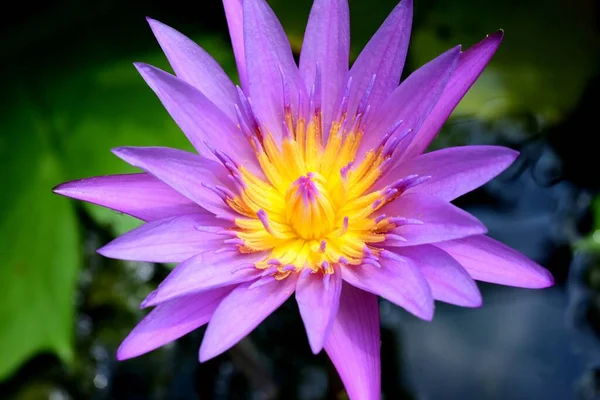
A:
224,101,407,279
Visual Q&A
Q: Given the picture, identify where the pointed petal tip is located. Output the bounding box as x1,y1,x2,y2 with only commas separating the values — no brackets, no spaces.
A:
95,242,131,261
457,293,483,308
111,146,134,160
52,179,92,197
52,182,69,196
506,147,520,159
133,62,162,78
477,30,504,50
398,0,414,15
116,341,136,361
309,343,323,355
418,304,435,321
491,29,504,40
198,344,216,363
533,268,555,289
95,245,110,258
133,62,151,74
140,290,158,309
146,17,171,36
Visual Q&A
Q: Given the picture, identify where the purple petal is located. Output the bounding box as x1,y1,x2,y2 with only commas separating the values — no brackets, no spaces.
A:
381,193,487,246
142,250,267,308
53,173,204,221
378,145,518,200
243,0,307,140
299,0,350,131
435,235,555,288
296,265,342,354
199,275,298,361
98,214,231,263
117,286,232,360
134,64,261,174
223,0,248,89
346,0,412,117
395,245,482,307
403,31,504,160
342,254,433,320
362,45,460,158
112,146,236,219
324,283,380,400
147,18,237,119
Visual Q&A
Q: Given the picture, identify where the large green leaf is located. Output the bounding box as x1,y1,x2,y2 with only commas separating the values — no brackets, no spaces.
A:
0,32,237,379
0,95,79,380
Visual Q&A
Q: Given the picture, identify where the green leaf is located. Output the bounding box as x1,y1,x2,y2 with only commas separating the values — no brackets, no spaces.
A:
0,31,239,379
0,96,80,380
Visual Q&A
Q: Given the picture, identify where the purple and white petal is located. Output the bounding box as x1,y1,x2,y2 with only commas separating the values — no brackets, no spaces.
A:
296,264,342,354
53,173,204,221
117,286,232,360
243,0,307,140
324,283,380,400
436,235,554,288
382,145,518,201
112,146,237,219
141,250,267,308
395,244,482,307
147,18,238,118
402,31,504,160
381,193,487,246
98,214,231,263
223,0,248,89
346,0,412,117
199,275,298,361
134,64,261,174
299,0,350,132
362,45,460,158
342,252,434,320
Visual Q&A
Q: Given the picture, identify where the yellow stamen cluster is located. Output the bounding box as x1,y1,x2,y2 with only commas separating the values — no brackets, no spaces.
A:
227,113,397,279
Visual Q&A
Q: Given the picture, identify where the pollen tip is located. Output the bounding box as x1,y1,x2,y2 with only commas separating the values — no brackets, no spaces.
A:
363,258,382,268
340,162,353,180
224,238,245,245
261,266,279,277
249,276,276,290
300,268,313,279
375,214,387,223
214,228,237,236
386,233,407,242
282,120,293,139
340,216,349,234
319,240,327,253
214,247,237,254
231,263,255,274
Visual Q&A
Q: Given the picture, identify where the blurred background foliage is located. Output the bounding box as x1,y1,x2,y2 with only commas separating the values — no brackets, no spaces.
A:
0,0,599,399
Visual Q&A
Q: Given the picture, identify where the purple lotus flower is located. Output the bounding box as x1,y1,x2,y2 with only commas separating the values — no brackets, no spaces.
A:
54,0,554,397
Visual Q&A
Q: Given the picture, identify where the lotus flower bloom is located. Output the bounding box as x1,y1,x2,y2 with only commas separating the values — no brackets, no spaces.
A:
54,0,554,397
